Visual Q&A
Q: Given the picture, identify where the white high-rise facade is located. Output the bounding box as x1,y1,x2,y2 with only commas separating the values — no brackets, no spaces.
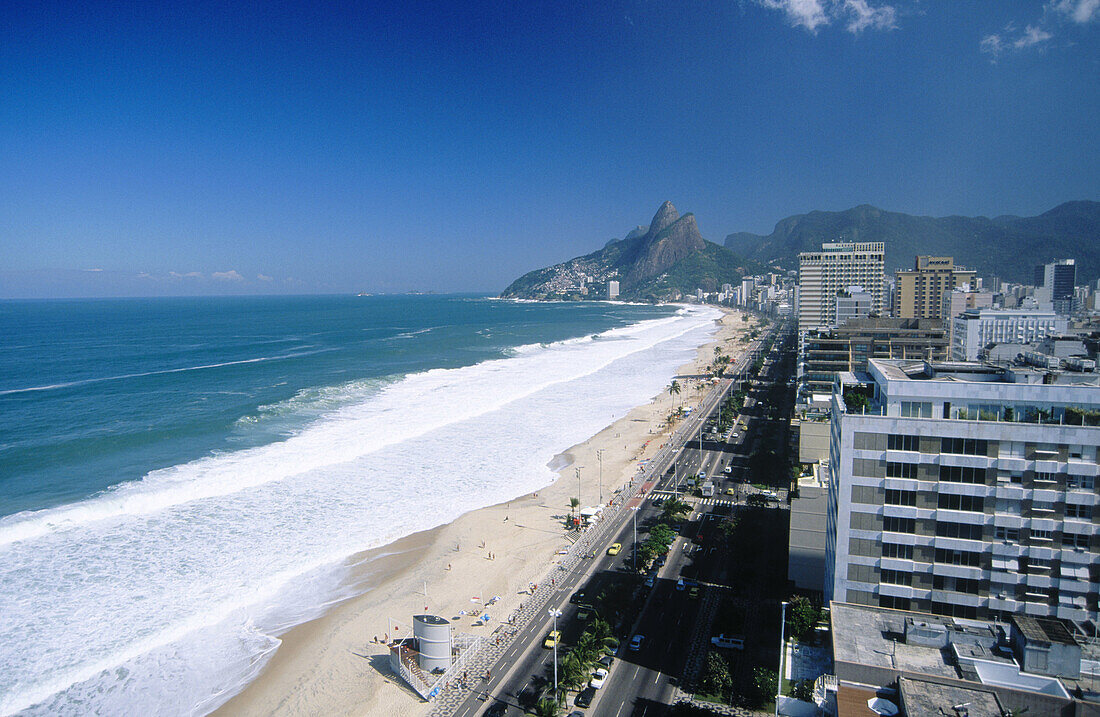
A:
825,358,1099,623
798,242,885,333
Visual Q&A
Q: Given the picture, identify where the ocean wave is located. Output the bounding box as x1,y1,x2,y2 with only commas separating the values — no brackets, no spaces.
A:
0,305,721,715
0,349,333,397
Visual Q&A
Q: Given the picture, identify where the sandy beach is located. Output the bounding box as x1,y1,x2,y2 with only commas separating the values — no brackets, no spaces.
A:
216,306,752,716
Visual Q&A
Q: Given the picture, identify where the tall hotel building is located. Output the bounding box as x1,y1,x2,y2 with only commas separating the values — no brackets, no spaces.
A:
825,358,1099,623
894,255,976,319
798,242,885,333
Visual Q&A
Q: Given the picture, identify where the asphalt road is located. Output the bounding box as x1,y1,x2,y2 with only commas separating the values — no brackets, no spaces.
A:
459,323,789,717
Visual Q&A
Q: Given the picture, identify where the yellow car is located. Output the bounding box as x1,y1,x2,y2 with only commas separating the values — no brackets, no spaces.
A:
543,630,561,649
725,488,736,495
607,543,622,556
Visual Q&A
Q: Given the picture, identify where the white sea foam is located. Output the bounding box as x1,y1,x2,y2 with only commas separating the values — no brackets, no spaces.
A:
0,305,721,715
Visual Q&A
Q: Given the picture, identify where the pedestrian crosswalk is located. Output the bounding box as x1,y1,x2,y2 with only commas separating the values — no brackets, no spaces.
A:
645,490,736,507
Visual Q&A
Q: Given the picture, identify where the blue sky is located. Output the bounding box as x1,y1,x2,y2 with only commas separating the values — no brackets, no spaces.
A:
1,0,1097,297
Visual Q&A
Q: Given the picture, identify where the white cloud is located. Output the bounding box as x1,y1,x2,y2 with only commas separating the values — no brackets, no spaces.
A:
211,270,245,282
1049,0,1099,24
83,268,103,272
168,271,203,280
843,0,897,32
257,273,274,282
758,0,829,32
1015,24,1053,47
755,0,897,34
981,21,1054,57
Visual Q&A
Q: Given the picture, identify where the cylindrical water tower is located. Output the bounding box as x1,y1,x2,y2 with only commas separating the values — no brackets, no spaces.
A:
413,615,452,673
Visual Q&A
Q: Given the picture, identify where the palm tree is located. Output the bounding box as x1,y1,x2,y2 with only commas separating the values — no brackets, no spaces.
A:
662,497,691,523
569,497,580,518
532,697,561,717
668,380,681,408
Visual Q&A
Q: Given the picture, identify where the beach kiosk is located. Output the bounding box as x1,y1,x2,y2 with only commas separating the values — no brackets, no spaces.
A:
389,614,483,700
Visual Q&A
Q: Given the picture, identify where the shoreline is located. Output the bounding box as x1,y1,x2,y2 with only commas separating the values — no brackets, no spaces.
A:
216,306,751,716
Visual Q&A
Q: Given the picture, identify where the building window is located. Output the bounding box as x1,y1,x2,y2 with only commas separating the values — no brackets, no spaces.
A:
1067,475,1095,490
1062,532,1089,548
1066,504,1093,520
887,434,920,452
941,437,988,455
995,526,1020,543
883,542,914,560
882,569,913,586
933,575,981,593
939,465,986,484
1034,472,1058,484
1032,500,1055,513
931,602,978,619
884,516,916,534
936,522,983,540
938,494,985,512
1024,557,1052,573
934,548,982,567
886,489,917,506
901,401,933,418
880,595,911,610
1030,528,1053,542
886,463,918,479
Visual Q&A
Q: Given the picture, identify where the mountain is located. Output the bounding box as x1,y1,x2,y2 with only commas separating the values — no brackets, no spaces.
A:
501,201,760,301
724,201,1100,282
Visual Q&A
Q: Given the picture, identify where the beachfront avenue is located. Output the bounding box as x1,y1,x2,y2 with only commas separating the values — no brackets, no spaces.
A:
437,317,794,717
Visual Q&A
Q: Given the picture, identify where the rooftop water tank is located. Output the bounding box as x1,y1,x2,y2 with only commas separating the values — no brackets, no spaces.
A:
413,614,452,673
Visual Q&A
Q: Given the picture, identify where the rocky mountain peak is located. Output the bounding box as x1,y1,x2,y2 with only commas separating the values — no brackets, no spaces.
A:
648,201,680,238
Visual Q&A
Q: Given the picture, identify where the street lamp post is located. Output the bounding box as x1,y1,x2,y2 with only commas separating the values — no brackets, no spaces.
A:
549,608,563,702
777,600,788,717
597,449,604,503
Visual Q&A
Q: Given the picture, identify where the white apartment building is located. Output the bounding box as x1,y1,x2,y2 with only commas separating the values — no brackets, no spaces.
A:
798,242,885,333
825,358,1099,623
951,308,1069,361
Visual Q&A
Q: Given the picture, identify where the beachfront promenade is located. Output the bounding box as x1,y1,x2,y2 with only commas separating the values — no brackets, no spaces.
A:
425,376,736,717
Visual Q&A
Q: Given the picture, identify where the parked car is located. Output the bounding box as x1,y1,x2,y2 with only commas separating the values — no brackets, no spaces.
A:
598,655,614,669
590,668,609,689
575,686,597,708
485,701,508,717
629,634,645,651
689,586,700,599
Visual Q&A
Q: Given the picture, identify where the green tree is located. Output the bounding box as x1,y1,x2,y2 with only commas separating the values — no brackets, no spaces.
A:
791,678,815,702
700,652,733,700
661,497,691,523
532,696,561,717
668,379,682,408
787,595,821,642
569,497,579,518
749,667,778,708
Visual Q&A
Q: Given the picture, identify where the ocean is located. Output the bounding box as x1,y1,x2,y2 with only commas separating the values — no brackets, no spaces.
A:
0,294,720,715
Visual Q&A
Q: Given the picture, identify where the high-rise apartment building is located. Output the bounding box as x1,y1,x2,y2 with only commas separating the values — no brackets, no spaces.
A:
607,280,619,300
1036,259,1077,315
825,358,1099,623
894,256,976,319
798,242,885,332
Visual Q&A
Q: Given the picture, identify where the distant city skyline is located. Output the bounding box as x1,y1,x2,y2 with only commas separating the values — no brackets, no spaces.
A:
1,1,1097,298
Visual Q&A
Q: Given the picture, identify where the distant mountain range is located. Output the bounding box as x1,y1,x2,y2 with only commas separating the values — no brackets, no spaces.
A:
724,201,1100,283
501,201,761,302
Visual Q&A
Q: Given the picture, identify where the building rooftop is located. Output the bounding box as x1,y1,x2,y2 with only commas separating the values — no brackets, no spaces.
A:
897,677,1003,717
831,604,1014,679
1012,615,1079,647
